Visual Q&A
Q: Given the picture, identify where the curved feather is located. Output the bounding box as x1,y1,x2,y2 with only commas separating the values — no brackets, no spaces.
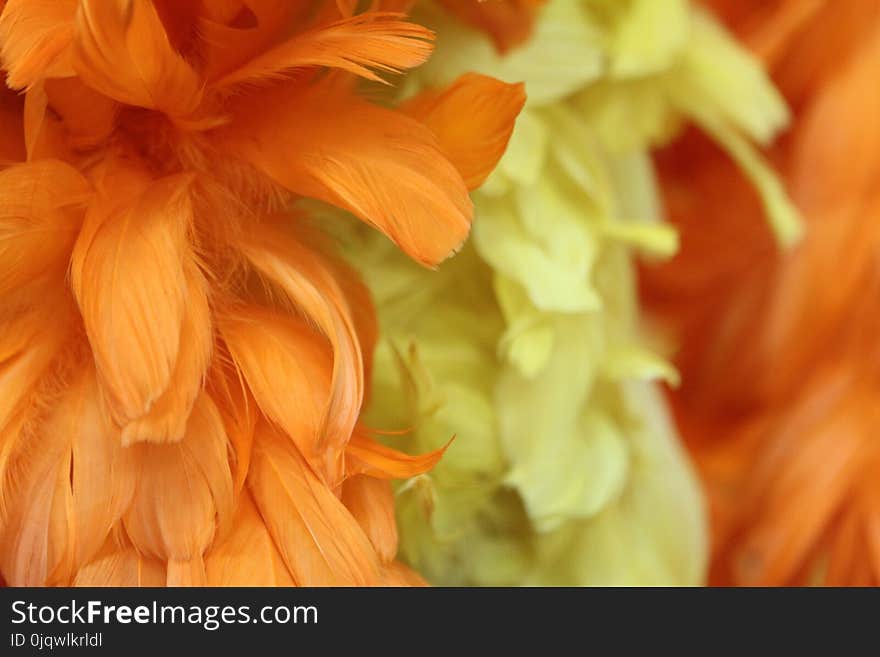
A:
341,475,398,563
70,370,136,572
346,429,448,480
380,560,429,587
247,421,380,586
0,0,77,89
122,394,233,565
205,490,295,586
0,160,90,296
219,305,336,481
70,172,195,432
401,73,526,190
74,540,166,586
0,410,74,586
0,301,71,516
208,354,257,495
239,223,363,485
199,0,304,81
214,13,433,89
72,0,202,116
223,78,472,267
0,366,135,585
120,262,212,445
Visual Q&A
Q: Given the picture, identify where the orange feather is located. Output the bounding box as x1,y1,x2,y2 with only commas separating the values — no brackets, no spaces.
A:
247,421,380,586
72,0,202,116
402,73,526,190
0,0,523,587
0,0,77,89
214,13,434,89
222,78,473,267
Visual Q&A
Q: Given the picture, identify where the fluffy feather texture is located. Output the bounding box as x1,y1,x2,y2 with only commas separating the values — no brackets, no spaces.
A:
214,13,435,88
402,72,527,190
0,0,522,586
642,0,880,586
237,222,365,485
247,421,380,586
70,171,199,441
346,0,795,585
72,0,203,116
438,0,545,53
0,0,77,89
222,77,474,267
0,160,89,295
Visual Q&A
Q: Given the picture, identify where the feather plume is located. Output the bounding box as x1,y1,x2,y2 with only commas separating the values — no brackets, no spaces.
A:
402,73,526,190
122,394,233,568
222,79,473,267
247,421,380,586
214,13,434,88
0,0,77,89
70,171,199,439
0,0,523,587
72,0,202,115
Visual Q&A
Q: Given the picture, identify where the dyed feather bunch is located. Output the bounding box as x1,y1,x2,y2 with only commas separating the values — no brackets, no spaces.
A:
642,0,880,586
0,0,521,586
341,0,797,586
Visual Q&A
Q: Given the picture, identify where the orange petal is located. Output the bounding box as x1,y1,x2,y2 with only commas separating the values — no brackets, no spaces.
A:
402,73,525,190
247,421,380,586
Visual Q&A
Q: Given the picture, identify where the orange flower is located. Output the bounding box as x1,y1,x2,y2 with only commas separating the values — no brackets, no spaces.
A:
0,0,522,586
641,0,880,585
